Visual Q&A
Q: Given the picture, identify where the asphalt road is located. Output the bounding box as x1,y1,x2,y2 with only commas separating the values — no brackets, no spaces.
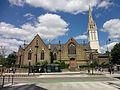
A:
0,76,118,84
0,75,120,90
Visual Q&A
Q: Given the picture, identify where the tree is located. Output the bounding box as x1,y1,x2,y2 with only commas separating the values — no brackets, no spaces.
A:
90,60,99,68
111,43,120,64
101,62,110,68
6,52,17,67
0,55,6,66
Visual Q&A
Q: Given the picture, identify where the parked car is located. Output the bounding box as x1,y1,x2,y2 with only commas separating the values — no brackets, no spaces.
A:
32,65,45,73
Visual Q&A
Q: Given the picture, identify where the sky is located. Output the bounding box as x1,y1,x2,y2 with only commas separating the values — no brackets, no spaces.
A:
0,0,120,55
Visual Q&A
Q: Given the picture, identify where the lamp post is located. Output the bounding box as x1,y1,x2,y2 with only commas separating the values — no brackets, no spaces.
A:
106,38,111,53
28,61,31,76
106,38,111,66
89,50,93,74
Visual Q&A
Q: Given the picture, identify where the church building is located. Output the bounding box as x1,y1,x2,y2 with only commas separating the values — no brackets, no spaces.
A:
16,7,108,69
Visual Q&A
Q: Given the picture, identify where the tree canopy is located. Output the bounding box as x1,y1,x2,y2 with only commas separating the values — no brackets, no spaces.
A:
0,52,17,67
111,43,120,64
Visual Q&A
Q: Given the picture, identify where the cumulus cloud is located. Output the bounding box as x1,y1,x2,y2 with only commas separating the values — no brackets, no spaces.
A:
101,19,120,41
101,42,118,53
97,0,113,9
74,35,87,40
0,13,69,55
0,38,24,55
8,0,113,14
9,0,25,6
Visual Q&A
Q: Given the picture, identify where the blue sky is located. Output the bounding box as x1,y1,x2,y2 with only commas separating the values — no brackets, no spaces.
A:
0,0,120,55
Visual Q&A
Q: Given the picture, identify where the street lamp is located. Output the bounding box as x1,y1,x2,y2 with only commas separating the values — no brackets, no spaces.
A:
106,38,111,65
28,61,31,76
89,51,93,74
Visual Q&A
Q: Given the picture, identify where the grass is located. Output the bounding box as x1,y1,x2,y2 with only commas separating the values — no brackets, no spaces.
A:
87,73,104,75
28,79,95,83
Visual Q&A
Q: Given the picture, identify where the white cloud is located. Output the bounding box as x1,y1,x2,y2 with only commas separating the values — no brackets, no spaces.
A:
24,13,34,17
0,38,24,55
24,13,34,20
0,13,69,55
95,13,101,18
74,35,87,40
22,13,69,40
97,0,113,9
9,0,25,6
101,42,118,53
8,0,113,14
101,19,120,41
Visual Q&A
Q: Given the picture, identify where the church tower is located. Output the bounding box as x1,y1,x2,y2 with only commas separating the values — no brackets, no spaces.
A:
87,7,101,53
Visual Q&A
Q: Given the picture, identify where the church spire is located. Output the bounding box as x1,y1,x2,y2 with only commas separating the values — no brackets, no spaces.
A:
89,6,94,23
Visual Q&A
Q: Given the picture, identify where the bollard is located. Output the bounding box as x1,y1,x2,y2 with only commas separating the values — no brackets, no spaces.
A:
12,75,14,85
8,75,10,83
2,75,5,88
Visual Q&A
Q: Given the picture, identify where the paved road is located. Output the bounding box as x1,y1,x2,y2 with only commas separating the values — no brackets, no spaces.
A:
1,82,120,90
0,73,120,90
0,76,118,84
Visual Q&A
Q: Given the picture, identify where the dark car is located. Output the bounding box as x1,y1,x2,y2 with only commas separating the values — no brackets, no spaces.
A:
32,66,45,73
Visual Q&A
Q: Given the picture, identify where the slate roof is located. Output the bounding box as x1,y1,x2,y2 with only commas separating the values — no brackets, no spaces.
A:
47,43,90,52
22,43,90,52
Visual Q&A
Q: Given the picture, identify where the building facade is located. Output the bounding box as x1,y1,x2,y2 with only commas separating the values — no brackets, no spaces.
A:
16,7,107,68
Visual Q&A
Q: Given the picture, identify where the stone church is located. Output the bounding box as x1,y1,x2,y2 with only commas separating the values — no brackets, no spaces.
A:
16,7,108,68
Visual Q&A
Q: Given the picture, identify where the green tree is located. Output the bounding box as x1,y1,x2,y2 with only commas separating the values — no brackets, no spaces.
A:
111,43,120,64
90,60,99,68
101,62,110,68
6,53,17,67
0,55,6,66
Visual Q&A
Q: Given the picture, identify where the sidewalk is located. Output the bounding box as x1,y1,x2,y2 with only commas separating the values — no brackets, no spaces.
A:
1,71,120,78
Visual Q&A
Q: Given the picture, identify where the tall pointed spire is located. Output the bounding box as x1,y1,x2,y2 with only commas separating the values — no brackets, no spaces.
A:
89,6,94,23
87,6,101,53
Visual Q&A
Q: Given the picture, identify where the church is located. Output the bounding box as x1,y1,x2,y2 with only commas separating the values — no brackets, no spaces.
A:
16,7,108,68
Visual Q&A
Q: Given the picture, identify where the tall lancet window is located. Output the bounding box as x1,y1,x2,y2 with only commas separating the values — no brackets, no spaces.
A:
28,49,32,60
53,53,57,60
41,50,44,60
68,42,76,54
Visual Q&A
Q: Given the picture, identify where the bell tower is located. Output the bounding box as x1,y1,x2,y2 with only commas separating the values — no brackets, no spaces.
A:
87,7,101,53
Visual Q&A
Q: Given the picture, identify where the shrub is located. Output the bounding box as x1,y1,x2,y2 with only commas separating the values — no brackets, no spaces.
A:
79,65,88,68
36,62,41,65
90,60,99,68
53,60,60,64
60,61,69,69
101,62,110,68
21,65,29,68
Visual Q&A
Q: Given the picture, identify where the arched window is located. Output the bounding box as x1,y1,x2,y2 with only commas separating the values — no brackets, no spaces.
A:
53,53,57,60
28,50,32,60
41,50,44,60
68,42,76,54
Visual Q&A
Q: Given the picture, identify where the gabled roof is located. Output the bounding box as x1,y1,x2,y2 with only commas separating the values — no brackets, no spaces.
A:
25,34,49,50
21,35,90,52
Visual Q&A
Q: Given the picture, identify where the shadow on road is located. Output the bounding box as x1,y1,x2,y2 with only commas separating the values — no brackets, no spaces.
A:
1,84,47,90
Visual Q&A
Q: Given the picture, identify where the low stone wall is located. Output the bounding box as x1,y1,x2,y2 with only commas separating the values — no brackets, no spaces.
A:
15,68,28,73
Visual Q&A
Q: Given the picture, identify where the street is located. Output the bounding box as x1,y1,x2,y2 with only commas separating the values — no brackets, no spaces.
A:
0,72,120,90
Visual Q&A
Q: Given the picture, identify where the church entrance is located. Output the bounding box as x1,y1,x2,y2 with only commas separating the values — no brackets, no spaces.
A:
70,58,76,67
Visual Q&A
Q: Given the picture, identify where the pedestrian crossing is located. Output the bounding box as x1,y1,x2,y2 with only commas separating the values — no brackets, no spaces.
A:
36,82,119,90
1,82,119,90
